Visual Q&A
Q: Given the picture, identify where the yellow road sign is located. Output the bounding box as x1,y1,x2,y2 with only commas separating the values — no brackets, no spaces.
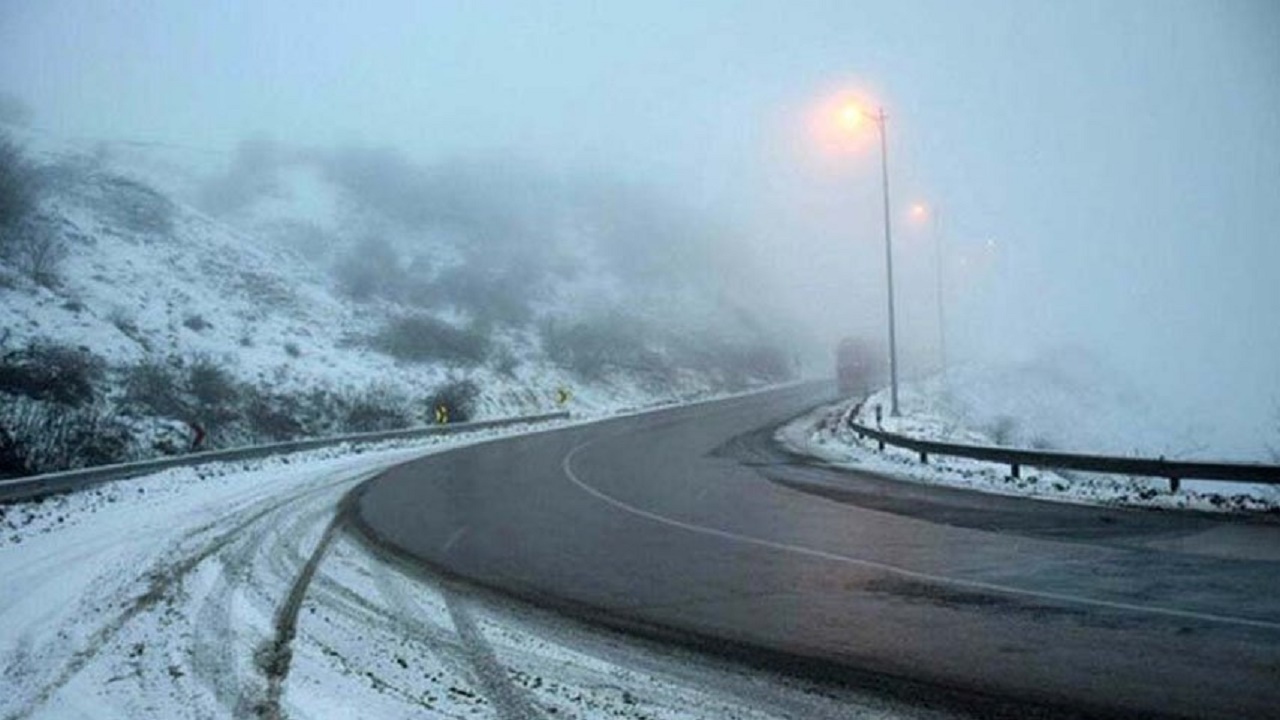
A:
434,405,449,424
556,387,572,405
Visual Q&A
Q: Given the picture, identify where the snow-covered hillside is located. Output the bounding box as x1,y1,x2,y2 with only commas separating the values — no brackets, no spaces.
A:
877,351,1245,460
781,352,1280,513
0,128,794,476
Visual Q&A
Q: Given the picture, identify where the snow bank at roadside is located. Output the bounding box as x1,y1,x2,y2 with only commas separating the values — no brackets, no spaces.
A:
779,377,1280,514
0,418,564,548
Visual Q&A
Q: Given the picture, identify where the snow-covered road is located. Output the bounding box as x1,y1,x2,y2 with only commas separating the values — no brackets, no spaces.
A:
0,424,933,720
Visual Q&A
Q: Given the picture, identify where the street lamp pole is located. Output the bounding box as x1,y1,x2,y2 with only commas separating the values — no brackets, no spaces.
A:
874,107,901,416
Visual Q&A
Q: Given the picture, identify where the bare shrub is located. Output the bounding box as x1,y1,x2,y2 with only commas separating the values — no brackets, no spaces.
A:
122,356,242,431
243,386,304,441
0,342,103,406
424,379,481,423
7,221,66,286
540,315,664,381
333,236,402,302
0,134,37,232
370,315,489,366
0,135,61,284
343,385,410,432
295,387,348,436
0,424,21,478
182,314,212,332
234,270,296,310
187,357,239,421
988,415,1019,446
122,358,188,420
98,175,175,236
0,397,131,476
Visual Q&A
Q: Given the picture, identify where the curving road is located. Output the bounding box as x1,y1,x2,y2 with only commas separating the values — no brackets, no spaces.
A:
354,383,1280,719
10,424,856,720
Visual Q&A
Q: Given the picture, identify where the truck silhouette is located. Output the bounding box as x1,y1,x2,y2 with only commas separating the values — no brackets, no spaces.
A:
835,337,886,398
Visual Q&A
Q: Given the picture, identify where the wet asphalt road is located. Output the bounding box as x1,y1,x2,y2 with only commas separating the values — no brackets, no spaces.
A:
352,384,1280,719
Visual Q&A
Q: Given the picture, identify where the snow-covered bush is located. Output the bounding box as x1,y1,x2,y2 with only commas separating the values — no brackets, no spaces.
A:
3,219,65,287
242,387,305,441
122,356,241,442
0,135,64,285
342,384,411,432
186,358,236,407
122,358,189,420
0,397,131,477
0,341,104,407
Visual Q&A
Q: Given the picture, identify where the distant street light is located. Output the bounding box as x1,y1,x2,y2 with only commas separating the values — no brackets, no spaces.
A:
840,101,900,416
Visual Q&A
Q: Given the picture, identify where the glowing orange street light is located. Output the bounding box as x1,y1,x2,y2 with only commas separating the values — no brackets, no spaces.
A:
839,104,864,132
836,100,900,416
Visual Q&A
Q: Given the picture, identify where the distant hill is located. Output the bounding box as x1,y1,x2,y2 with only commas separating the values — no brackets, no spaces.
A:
0,129,794,476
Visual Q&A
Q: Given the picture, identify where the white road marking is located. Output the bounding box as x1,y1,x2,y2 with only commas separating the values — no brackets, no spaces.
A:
442,526,470,555
561,439,1280,632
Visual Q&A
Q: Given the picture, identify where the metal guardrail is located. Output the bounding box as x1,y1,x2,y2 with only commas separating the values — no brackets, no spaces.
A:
0,411,570,505
845,409,1280,493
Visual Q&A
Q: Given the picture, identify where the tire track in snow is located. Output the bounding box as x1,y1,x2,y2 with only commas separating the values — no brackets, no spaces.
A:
0,466,379,720
1,496,293,720
252,486,542,720
254,504,347,720
441,589,544,720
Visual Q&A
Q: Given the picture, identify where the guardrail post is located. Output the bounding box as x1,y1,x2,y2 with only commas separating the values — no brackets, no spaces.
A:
1010,463,1021,479
1169,477,1180,494
919,451,928,464
878,439,885,451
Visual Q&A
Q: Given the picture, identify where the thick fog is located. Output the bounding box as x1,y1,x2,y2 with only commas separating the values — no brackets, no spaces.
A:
2,1,1278,450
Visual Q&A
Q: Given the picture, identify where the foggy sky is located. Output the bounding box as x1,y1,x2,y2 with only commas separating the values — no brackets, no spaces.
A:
3,0,1279,446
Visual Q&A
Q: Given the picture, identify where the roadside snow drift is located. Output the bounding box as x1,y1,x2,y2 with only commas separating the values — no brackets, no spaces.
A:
781,358,1280,513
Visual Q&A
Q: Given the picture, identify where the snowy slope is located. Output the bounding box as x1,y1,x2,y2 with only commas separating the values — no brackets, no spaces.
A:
780,353,1280,513
2,135,647,410
0,128,791,475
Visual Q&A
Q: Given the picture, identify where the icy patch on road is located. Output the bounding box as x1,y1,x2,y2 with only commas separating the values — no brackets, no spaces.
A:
779,391,1280,514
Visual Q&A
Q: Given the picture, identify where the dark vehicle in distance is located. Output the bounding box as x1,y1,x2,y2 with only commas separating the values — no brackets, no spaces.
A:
835,336,885,397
